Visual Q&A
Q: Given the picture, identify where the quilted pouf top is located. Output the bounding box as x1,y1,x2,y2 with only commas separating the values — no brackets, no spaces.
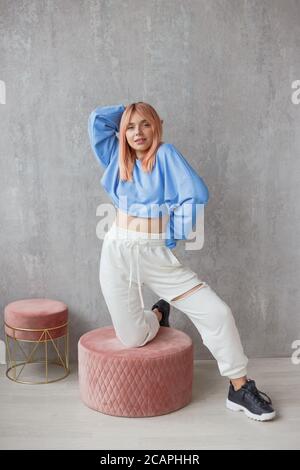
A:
78,326,194,417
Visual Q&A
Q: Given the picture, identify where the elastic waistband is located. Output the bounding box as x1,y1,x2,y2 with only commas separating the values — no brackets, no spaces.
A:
105,221,166,246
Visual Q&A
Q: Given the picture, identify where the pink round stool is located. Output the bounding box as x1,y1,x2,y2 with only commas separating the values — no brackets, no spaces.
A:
4,298,69,384
78,326,194,417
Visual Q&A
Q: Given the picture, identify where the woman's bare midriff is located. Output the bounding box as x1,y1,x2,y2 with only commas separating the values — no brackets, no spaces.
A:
115,208,169,234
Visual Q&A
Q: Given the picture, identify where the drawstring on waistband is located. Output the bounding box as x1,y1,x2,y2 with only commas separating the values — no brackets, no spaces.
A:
107,223,166,312
128,243,145,311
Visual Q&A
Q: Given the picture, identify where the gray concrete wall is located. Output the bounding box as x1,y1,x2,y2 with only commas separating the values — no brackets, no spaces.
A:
1,0,299,362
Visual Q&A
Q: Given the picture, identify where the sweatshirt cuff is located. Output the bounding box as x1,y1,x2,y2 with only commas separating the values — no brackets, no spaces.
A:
165,238,177,249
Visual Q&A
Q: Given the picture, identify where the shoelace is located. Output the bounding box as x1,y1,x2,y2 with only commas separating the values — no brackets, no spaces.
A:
242,381,273,407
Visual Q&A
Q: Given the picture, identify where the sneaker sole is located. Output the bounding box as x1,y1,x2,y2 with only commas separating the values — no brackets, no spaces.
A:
226,399,276,422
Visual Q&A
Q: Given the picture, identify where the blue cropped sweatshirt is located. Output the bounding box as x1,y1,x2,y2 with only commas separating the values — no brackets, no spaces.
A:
88,104,209,249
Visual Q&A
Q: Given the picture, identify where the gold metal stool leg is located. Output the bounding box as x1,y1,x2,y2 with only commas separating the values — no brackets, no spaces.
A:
4,322,70,384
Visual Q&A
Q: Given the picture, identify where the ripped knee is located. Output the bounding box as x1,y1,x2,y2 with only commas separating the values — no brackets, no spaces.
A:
171,282,207,302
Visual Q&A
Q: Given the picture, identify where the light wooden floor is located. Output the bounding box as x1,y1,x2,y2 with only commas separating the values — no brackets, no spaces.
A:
0,358,299,450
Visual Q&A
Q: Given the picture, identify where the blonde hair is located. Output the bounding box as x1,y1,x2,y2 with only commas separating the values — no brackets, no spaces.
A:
118,102,164,182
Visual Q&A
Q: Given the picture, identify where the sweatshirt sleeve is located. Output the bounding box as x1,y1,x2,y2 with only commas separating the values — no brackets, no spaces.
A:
88,104,126,169
163,143,209,249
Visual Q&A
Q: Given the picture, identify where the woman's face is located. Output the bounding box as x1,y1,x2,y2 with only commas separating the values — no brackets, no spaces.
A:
125,111,154,154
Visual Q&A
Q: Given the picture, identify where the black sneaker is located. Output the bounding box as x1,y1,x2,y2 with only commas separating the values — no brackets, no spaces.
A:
226,379,276,421
151,299,170,327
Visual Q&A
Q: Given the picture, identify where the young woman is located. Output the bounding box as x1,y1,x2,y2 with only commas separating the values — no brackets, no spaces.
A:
88,102,276,422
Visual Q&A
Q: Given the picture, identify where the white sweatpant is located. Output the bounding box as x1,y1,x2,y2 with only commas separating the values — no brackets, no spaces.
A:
99,221,248,379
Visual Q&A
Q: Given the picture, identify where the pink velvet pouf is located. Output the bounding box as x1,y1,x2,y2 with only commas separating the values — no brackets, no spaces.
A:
4,298,69,384
78,326,194,417
4,298,68,341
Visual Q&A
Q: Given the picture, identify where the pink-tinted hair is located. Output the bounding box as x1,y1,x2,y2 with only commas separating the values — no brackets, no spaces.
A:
118,102,164,181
